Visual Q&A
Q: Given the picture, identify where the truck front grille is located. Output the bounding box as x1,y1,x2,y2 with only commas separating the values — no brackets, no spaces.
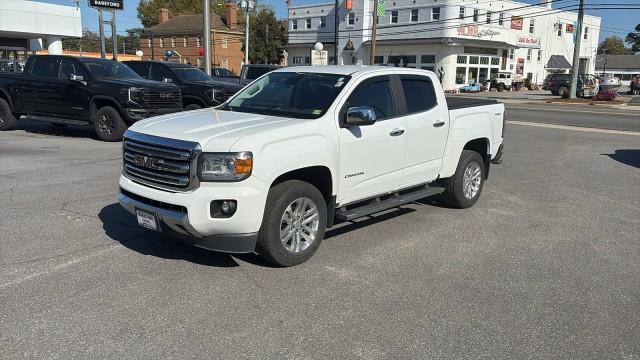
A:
143,89,182,109
123,131,201,192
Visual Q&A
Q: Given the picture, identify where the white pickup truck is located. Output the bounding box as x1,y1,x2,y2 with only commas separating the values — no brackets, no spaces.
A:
118,66,505,266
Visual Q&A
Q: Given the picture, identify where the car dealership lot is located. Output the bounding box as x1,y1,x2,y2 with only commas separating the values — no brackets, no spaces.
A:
1,118,639,358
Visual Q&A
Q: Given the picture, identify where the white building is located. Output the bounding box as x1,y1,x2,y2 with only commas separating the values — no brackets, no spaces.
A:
0,0,82,70
287,0,600,90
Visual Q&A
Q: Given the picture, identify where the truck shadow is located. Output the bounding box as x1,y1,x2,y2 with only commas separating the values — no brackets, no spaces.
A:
98,203,274,268
17,120,99,140
602,149,640,169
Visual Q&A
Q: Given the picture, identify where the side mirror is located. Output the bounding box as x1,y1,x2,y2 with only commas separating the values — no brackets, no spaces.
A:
69,73,84,82
163,77,173,83
346,106,377,126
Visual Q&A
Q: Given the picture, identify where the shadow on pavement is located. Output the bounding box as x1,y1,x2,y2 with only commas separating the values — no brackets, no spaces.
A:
325,207,415,240
17,120,99,140
603,149,640,169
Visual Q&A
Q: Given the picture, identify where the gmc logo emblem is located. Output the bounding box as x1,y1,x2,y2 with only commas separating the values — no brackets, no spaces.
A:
133,155,163,169
159,93,171,99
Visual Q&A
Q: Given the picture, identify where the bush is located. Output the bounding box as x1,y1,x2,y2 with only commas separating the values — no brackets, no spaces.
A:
593,90,617,101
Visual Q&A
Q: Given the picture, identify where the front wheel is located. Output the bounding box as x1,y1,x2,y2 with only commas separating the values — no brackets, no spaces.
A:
0,98,17,131
184,103,202,111
441,150,486,209
497,83,505,92
94,106,126,142
256,180,327,267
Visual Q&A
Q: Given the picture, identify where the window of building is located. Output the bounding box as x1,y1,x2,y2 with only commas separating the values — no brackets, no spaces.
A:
222,35,228,48
584,27,589,39
400,77,437,114
491,57,500,65
197,58,201,67
159,37,164,48
147,38,152,48
432,7,440,21
374,55,384,64
473,9,479,22
320,16,326,28
456,67,466,84
292,19,298,30
183,35,188,47
222,58,229,69
305,18,311,29
304,56,310,64
486,11,492,24
347,12,355,26
480,56,489,65
537,50,542,62
557,23,562,36
346,78,396,120
457,55,467,64
469,56,479,65
529,19,535,34
421,54,436,64
410,9,418,22
527,49,532,61
197,36,202,47
509,49,514,60
459,7,465,20
171,36,176,47
499,12,504,26
293,56,303,64
390,11,398,24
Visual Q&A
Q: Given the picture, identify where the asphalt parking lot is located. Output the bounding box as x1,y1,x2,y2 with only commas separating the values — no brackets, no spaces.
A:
1,118,639,359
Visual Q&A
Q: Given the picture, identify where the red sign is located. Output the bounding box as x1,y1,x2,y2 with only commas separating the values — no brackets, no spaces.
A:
345,0,352,10
511,16,523,30
565,23,574,33
458,25,479,37
516,36,540,48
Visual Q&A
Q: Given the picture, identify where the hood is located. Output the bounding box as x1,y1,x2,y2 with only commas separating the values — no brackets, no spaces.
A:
188,80,243,92
100,78,179,89
128,108,302,152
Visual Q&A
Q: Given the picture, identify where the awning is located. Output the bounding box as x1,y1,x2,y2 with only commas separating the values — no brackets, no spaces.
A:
546,55,572,69
361,37,518,49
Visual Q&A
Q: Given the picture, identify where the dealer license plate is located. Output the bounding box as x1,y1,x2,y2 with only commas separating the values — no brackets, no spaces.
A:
136,209,159,231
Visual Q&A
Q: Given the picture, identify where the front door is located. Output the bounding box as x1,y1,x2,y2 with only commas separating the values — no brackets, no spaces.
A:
337,75,407,204
55,58,90,119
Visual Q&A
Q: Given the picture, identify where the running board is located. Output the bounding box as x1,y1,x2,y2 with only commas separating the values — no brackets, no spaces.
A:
21,115,88,126
335,185,445,222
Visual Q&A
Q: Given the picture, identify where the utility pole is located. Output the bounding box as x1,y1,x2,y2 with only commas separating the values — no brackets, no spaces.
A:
122,39,126,55
369,0,378,65
244,1,252,65
333,0,338,65
98,9,106,58
203,0,212,75
569,0,585,98
111,9,118,60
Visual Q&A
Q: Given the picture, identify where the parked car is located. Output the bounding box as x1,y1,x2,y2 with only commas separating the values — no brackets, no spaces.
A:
543,73,599,97
490,72,526,92
117,66,505,266
0,59,25,73
238,64,282,85
0,55,182,141
124,61,242,110
211,67,240,83
627,75,640,95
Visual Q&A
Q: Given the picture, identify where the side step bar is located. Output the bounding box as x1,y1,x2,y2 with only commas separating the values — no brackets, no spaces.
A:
335,185,445,222
21,115,88,126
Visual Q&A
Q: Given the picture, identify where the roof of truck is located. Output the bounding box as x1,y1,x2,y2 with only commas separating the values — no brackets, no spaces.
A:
276,65,433,76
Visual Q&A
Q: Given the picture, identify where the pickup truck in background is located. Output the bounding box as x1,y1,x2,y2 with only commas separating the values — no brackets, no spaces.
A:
118,66,505,266
0,55,183,141
204,64,282,86
124,61,242,110
209,66,240,83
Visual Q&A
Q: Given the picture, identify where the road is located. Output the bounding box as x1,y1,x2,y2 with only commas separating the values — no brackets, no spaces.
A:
1,111,639,359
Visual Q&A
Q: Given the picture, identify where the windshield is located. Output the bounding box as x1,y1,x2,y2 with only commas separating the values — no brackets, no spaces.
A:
223,72,350,119
80,59,141,80
173,67,212,82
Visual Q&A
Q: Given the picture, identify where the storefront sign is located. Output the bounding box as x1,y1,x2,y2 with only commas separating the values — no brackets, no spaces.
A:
458,25,479,37
516,36,540,48
511,16,523,30
516,58,525,75
566,23,574,33
89,0,124,10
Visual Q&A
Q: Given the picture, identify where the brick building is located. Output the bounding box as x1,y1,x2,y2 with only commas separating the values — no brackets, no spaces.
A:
140,4,244,75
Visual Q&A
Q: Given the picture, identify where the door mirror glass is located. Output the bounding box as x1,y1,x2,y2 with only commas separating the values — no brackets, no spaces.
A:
69,73,84,82
346,106,377,126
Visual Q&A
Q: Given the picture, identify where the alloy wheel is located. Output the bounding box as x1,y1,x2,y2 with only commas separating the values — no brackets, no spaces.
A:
462,161,482,199
279,197,320,253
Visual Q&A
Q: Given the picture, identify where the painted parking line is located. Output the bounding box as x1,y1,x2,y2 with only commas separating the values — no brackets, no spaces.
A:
505,105,639,116
507,120,640,136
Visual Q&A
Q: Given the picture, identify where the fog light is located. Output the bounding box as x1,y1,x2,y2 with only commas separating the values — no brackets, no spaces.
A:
210,200,237,218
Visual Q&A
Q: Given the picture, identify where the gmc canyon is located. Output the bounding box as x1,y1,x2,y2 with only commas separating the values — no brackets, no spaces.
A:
0,55,183,141
118,66,505,266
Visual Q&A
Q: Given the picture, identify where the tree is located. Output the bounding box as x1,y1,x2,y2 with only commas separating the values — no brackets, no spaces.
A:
60,29,142,55
626,24,640,54
137,0,228,28
597,36,632,55
245,8,287,64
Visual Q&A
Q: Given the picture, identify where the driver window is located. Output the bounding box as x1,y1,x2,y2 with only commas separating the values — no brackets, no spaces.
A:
345,77,395,120
58,59,84,80
149,64,175,82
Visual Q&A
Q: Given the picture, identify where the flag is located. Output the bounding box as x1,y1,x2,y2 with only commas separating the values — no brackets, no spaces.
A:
377,0,385,17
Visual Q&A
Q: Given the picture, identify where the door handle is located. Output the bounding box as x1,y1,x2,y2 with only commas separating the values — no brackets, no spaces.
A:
433,120,446,128
389,128,405,136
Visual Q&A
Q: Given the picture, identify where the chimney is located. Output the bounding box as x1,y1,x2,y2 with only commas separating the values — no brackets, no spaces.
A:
159,8,170,24
225,2,238,30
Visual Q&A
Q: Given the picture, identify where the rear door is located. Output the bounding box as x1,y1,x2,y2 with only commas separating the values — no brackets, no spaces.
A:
20,56,61,116
398,74,449,186
337,75,408,204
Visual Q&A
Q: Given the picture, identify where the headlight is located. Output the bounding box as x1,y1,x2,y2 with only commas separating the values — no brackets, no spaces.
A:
127,87,144,103
198,152,252,182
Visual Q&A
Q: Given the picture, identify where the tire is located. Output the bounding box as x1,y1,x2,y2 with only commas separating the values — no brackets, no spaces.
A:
0,98,17,131
93,106,126,142
497,83,505,92
184,103,202,111
256,180,328,267
558,86,569,97
441,150,486,209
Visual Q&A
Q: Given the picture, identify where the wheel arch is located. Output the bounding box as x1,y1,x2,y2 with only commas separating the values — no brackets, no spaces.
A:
90,95,121,123
182,95,207,108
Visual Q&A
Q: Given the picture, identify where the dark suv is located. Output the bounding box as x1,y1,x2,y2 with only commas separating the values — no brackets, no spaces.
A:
124,61,242,110
0,55,182,141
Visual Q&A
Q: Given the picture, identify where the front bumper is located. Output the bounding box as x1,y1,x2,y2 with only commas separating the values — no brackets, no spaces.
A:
122,107,182,122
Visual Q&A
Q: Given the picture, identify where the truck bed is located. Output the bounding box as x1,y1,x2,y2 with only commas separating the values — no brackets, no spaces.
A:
445,96,499,110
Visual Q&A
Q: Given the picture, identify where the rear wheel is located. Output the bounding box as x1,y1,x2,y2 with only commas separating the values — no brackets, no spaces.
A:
441,150,486,209
0,98,17,131
256,180,327,267
497,83,505,92
558,86,569,97
184,103,202,111
94,106,126,142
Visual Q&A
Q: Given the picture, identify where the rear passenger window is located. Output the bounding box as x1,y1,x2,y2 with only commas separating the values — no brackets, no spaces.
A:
401,77,437,114
346,78,395,120
31,57,59,78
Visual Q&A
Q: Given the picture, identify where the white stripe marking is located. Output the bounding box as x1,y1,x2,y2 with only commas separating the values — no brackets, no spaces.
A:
507,121,640,136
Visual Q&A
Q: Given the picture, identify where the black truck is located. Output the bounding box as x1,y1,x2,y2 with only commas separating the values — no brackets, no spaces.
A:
0,55,182,141
124,61,242,110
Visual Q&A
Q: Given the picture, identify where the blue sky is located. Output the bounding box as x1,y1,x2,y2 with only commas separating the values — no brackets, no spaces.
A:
39,0,638,41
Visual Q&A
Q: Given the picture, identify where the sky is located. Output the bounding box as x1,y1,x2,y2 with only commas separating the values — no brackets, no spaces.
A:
38,0,639,41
